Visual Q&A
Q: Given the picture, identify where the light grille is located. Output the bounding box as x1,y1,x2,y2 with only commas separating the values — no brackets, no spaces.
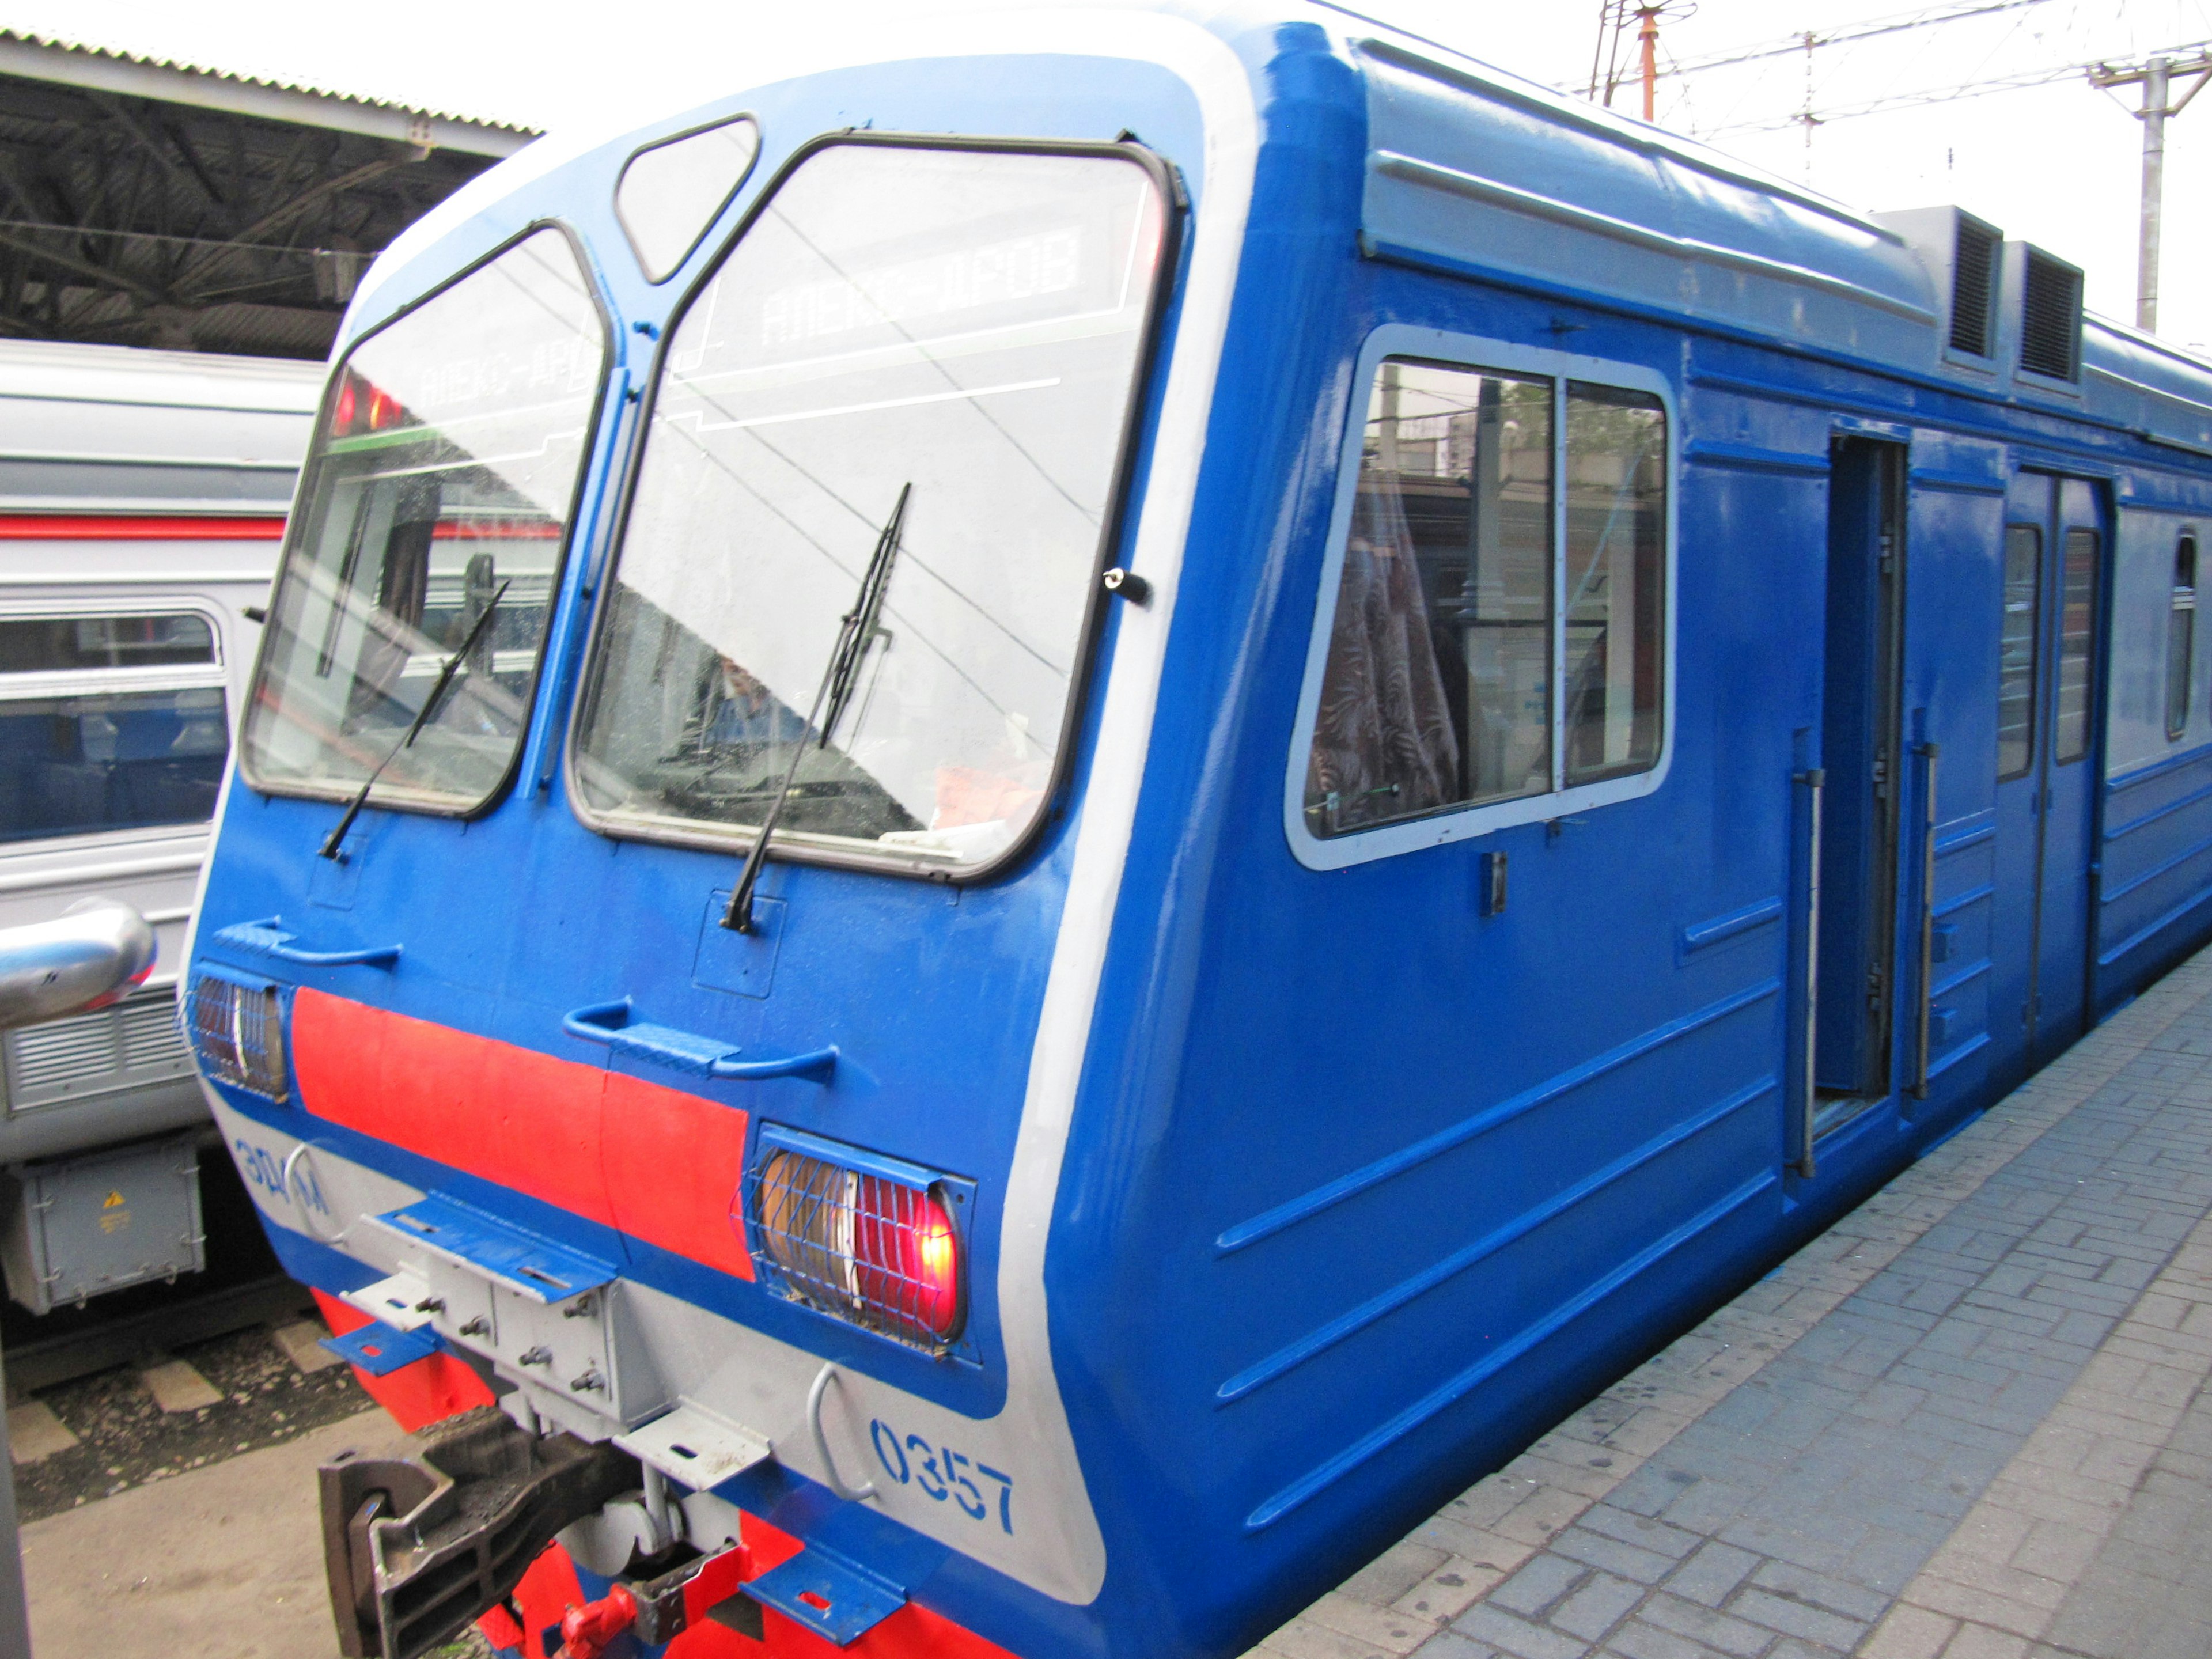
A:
745,1134,965,1354
120,995,189,1069
185,972,287,1101
1948,212,2000,358
2,987,193,1111
2020,248,2082,382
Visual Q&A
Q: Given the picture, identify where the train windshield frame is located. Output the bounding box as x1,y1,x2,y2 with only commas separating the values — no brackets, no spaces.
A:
567,134,1177,879
237,224,610,818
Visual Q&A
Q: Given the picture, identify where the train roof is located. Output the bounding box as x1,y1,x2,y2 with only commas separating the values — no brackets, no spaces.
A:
344,0,2212,464
0,338,319,514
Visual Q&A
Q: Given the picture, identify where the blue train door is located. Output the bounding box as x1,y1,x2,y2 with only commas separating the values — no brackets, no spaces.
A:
1812,437,1908,1127
1990,472,2104,1075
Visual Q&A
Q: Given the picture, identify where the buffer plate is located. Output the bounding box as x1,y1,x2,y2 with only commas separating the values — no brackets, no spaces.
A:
342,1270,438,1332
321,1319,442,1377
615,1399,771,1488
365,1194,616,1303
744,1546,904,1647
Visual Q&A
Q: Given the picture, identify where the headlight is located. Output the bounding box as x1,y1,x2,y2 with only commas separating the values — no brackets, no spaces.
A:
748,1128,965,1352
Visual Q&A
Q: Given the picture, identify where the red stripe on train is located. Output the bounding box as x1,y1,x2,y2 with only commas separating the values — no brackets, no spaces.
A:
0,513,286,540
291,989,755,1282
0,514,559,541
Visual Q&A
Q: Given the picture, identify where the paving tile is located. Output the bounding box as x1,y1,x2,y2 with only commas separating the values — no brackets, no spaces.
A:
1635,1593,1774,1658
1937,1623,2031,1659
1411,1518,1537,1574
1263,1618,1398,1659
1548,1527,1677,1586
1575,1506,1700,1562
1488,1555,1586,1619
1860,1604,1957,1659
1599,1619,1715,1659
1743,1559,1888,1622
1549,1573,1643,1642
1408,1633,1501,1659
1494,1487,1593,1549
1452,1605,1591,1659
1663,1542,1758,1609
1726,1588,1863,1650
1307,1593,1442,1654
1395,1560,1504,1625
1344,1542,1452,1607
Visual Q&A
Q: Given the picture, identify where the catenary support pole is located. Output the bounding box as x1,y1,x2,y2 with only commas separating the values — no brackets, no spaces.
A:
2140,56,2168,332
2090,50,2212,334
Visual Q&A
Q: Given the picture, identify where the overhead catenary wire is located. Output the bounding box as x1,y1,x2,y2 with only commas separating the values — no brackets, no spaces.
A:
1691,37,2212,138
1655,0,2059,80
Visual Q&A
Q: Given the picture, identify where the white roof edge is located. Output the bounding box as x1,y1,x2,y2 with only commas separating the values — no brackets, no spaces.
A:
0,337,325,412
0,29,538,158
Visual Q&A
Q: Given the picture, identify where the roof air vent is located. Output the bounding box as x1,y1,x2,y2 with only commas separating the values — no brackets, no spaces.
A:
1948,211,2001,358
2020,248,2083,382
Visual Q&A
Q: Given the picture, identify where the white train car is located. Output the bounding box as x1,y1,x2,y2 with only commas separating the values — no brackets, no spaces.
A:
0,340,317,1312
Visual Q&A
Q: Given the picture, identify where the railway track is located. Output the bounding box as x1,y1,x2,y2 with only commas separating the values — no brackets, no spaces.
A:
1,1270,312,1396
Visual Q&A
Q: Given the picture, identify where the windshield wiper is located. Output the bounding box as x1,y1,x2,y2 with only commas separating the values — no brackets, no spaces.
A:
319,579,510,862
723,482,910,934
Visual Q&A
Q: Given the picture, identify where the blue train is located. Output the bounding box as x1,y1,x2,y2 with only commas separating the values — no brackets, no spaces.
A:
181,6,2212,1659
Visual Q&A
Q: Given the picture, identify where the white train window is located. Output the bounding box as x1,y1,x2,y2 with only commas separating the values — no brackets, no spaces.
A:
0,611,228,843
2056,527,2099,764
1290,332,1672,866
1998,526,2039,779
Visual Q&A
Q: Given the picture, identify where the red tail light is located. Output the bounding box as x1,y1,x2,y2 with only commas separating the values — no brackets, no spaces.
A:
854,1179,961,1340
751,1138,968,1351
328,372,407,437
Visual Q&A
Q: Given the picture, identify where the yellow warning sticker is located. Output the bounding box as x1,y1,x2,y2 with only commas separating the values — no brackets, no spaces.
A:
102,1190,124,1209
99,1211,130,1236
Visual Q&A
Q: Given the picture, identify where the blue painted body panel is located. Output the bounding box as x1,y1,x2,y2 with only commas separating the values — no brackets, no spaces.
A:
186,9,2212,1659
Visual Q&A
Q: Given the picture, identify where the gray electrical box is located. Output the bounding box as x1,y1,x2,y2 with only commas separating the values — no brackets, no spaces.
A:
0,1130,205,1315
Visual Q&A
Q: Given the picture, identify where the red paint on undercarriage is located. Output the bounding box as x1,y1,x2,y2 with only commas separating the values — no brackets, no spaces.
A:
485,1520,1028,1659
312,1288,495,1430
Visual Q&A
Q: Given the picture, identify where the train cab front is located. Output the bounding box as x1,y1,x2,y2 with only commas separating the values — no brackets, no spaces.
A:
180,13,1256,1659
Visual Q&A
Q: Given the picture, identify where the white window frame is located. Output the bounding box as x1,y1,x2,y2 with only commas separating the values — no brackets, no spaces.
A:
1283,325,1678,872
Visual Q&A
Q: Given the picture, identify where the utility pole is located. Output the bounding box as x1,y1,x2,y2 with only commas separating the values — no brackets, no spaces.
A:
1590,1,1695,120
1639,6,1663,121
2089,49,2212,332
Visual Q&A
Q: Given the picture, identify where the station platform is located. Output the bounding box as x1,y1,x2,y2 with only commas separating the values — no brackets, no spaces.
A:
1252,948,2212,1659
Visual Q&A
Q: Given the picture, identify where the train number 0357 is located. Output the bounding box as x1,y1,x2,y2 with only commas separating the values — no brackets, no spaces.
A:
870,1419,1013,1534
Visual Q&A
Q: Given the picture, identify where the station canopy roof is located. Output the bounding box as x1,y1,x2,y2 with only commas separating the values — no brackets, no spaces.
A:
0,29,539,360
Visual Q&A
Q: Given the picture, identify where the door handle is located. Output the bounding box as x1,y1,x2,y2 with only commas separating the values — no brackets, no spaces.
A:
562,998,837,1082
214,918,400,968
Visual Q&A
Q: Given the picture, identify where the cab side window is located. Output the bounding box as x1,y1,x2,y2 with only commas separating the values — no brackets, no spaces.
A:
1302,353,1667,844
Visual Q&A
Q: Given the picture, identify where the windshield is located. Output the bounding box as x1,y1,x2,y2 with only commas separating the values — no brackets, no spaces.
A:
571,141,1167,870
240,228,604,812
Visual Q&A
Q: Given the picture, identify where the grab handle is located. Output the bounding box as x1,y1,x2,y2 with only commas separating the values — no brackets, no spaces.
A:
562,998,838,1082
1911,741,1941,1100
215,918,400,968
1793,768,1824,1179
808,1362,878,1502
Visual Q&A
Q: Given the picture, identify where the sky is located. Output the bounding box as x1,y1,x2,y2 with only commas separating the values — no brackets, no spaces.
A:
11,0,2212,346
